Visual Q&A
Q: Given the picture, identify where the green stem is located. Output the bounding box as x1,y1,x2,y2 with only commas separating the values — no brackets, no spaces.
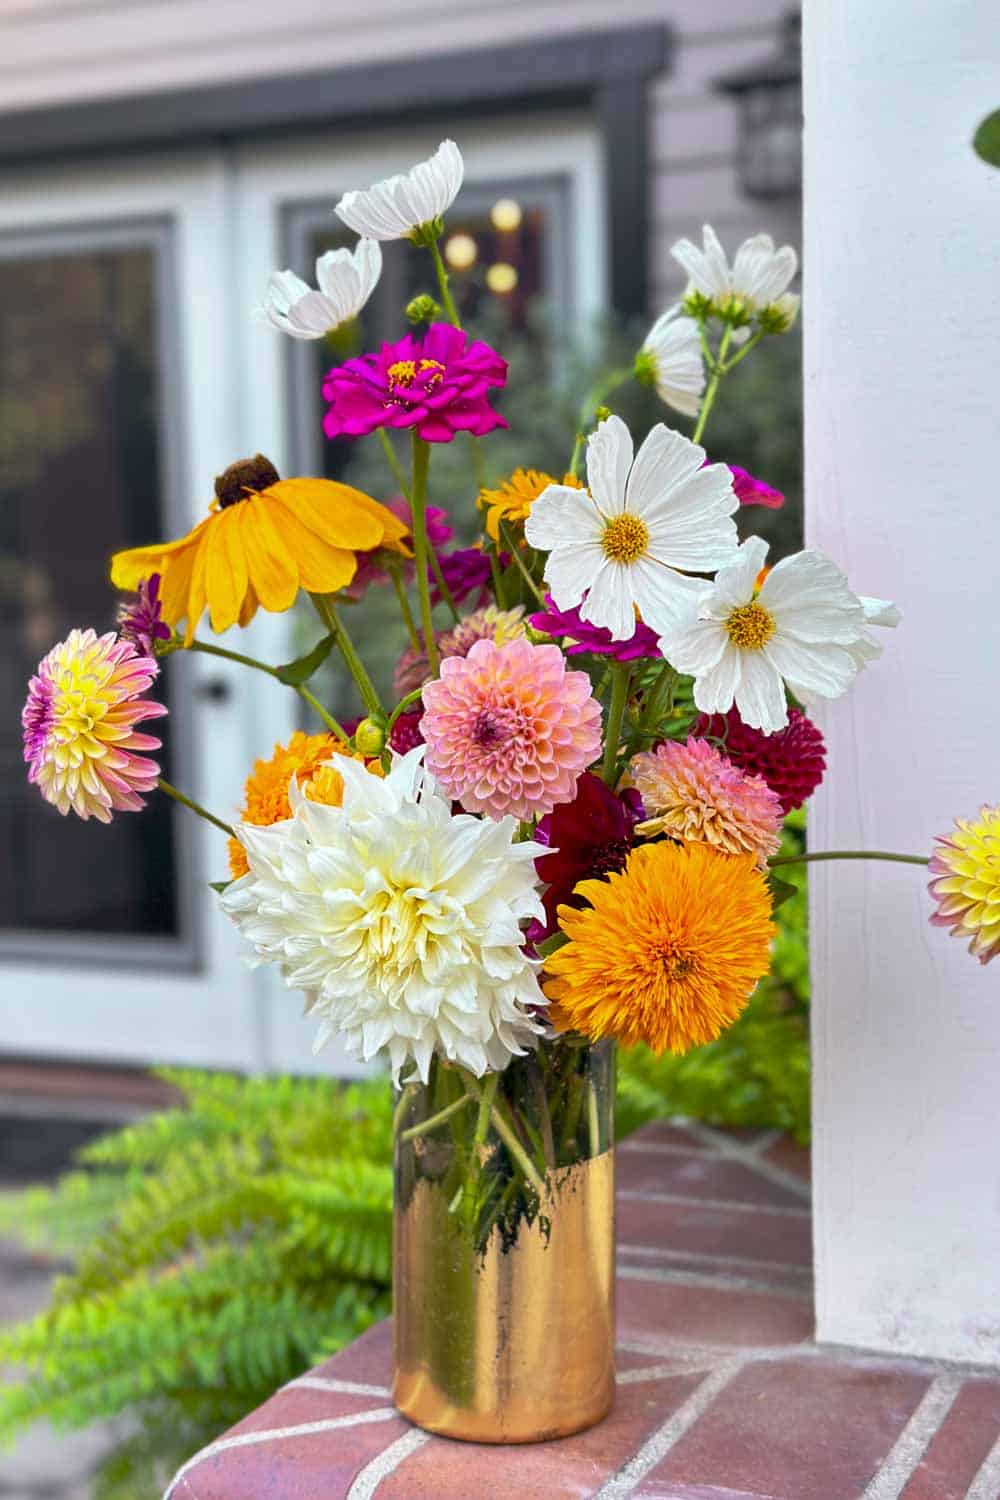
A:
720,328,765,374
387,687,426,734
586,1081,601,1159
601,663,632,785
498,521,546,607
157,778,234,838
392,1083,419,1135
490,1099,546,1198
388,562,421,650
186,638,347,739
409,433,440,673
632,662,677,749
488,545,507,610
399,1092,474,1142
311,593,383,717
769,850,930,869
568,430,585,479
428,238,461,327
692,324,732,445
474,1073,500,1150
376,428,411,499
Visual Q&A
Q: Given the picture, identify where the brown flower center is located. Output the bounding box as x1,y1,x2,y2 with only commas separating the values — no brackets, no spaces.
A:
214,454,280,509
602,513,649,564
724,601,776,650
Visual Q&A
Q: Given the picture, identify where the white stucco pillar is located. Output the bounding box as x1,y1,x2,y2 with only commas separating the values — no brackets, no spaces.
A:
804,1,1000,1364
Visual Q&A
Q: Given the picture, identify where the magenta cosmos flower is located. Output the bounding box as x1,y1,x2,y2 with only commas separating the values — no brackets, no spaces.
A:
322,322,508,444
530,772,644,940
420,637,602,821
23,629,167,822
530,596,661,662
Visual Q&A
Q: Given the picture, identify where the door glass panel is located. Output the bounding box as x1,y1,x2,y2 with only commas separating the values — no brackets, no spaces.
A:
0,237,179,938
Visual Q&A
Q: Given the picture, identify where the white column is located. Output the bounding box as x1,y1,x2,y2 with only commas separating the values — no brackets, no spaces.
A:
804,0,1000,1364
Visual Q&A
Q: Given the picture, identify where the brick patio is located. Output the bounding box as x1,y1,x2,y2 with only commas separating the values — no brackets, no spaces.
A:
162,1119,1000,1499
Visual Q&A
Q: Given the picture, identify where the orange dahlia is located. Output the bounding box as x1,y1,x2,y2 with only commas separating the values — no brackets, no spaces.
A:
228,730,382,879
111,455,410,643
543,840,775,1054
478,467,581,543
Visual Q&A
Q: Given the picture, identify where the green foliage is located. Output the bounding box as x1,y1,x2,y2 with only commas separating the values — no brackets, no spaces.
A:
0,1070,393,1496
617,811,811,1143
973,108,1000,167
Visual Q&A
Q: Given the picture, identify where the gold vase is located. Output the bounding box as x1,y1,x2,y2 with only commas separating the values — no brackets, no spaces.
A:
392,1038,615,1444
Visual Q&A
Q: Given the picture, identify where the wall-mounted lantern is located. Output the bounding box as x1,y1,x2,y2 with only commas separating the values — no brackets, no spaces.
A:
715,11,802,200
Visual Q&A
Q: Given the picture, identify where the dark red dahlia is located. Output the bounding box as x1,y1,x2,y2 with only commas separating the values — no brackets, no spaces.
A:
530,772,644,941
389,707,425,755
693,706,826,814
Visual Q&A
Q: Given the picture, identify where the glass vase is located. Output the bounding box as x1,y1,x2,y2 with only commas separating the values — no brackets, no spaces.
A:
391,1036,615,1444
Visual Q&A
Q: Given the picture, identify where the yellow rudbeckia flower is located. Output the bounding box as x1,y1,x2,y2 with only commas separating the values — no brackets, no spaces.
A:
110,455,411,642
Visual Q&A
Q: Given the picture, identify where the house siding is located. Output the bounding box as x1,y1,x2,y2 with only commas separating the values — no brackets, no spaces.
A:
0,0,800,314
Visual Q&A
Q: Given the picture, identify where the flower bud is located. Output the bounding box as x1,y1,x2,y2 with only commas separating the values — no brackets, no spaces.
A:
355,717,387,756
406,293,442,325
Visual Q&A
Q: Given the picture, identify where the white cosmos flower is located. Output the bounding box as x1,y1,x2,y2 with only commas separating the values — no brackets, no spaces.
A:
638,305,705,417
219,747,547,1084
523,414,739,641
257,240,382,339
335,140,464,241
671,224,799,323
847,595,902,669
659,535,872,735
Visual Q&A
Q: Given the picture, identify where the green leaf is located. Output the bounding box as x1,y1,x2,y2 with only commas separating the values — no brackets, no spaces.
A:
973,109,1000,167
208,880,231,895
275,633,336,686
766,872,799,911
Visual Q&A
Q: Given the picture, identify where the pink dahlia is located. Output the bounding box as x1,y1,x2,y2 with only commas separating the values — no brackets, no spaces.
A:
116,573,172,655
630,737,783,865
23,629,167,822
322,322,508,444
421,638,602,821
694,707,826,813
392,604,527,699
530,595,661,662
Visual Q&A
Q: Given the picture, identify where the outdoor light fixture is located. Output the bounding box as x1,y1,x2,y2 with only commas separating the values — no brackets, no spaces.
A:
490,197,523,231
715,10,802,200
444,232,477,269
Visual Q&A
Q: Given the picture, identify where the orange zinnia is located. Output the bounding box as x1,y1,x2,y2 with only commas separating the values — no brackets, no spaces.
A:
543,840,775,1054
227,729,383,879
111,454,410,642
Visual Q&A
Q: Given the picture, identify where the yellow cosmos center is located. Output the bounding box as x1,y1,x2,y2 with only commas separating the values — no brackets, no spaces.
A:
387,357,446,391
725,601,776,650
602,513,649,564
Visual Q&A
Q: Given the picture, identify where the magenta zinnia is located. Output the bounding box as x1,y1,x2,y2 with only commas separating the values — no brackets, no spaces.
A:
631,736,783,865
117,573,171,655
22,629,167,822
928,806,1000,965
420,637,602,821
322,322,508,444
530,595,661,662
694,707,826,813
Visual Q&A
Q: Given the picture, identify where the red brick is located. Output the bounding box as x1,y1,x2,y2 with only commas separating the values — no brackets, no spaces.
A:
639,1357,930,1500
900,1379,1000,1500
617,1193,813,1268
622,1120,706,1151
377,1371,704,1499
620,1148,808,1209
171,1408,410,1500
224,1387,389,1439
761,1135,812,1183
617,1275,814,1350
308,1320,392,1387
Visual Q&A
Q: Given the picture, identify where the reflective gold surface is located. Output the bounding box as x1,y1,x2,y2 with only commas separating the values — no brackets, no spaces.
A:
392,1149,615,1443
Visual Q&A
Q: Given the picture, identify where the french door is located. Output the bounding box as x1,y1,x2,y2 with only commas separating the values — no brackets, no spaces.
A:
0,113,606,1074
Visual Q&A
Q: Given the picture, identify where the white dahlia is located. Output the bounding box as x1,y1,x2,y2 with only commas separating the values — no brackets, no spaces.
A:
659,535,872,735
335,139,464,242
257,239,382,339
219,748,547,1082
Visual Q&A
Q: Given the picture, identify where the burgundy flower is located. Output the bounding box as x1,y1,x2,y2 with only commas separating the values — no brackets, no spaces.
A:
727,464,785,509
322,322,508,444
530,772,644,941
432,547,494,607
116,574,172,655
389,707,425,754
693,706,826,813
530,596,661,662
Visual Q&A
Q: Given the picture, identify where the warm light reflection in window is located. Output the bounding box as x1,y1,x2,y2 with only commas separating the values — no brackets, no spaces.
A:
485,262,518,294
444,232,478,269
490,197,523,231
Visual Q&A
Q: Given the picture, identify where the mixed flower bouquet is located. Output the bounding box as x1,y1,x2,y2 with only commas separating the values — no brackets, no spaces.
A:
22,139,999,1247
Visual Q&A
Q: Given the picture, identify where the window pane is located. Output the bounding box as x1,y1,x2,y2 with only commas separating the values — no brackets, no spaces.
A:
0,242,178,938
